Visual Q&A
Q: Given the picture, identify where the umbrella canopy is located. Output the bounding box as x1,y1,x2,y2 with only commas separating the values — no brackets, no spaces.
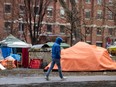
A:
0,34,32,48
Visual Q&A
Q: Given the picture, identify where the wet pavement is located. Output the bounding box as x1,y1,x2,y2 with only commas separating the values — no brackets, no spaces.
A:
0,68,116,87
0,75,116,87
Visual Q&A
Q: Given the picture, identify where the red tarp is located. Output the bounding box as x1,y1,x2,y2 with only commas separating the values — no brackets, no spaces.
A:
45,42,116,71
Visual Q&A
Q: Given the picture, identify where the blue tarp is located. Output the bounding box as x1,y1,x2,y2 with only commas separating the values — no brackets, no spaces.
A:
10,54,21,61
1,47,12,58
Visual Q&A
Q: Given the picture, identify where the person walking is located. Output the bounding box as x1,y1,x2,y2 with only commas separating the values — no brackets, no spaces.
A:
45,37,66,80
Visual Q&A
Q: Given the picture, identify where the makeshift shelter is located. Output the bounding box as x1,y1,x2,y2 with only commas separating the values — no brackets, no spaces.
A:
30,42,70,52
108,45,116,55
45,42,116,71
0,34,32,68
30,44,50,51
44,42,70,49
0,34,31,48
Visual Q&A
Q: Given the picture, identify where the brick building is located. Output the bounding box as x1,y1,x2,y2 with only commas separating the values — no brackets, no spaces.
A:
79,0,116,47
0,0,116,47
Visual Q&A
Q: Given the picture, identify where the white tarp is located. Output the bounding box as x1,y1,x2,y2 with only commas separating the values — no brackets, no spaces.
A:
0,48,3,60
0,34,32,48
0,64,6,70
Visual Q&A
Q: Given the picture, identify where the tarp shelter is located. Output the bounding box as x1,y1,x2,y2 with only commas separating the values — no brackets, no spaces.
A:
31,44,45,49
108,45,116,55
30,44,50,52
0,34,31,48
45,42,116,71
30,44,50,50
108,45,116,50
0,34,32,68
30,42,70,51
44,42,70,48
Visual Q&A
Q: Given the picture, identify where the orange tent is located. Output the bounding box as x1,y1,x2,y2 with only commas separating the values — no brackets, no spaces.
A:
45,42,116,71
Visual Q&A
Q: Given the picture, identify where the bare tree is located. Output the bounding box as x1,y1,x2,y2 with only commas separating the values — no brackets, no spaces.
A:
59,0,85,46
104,0,116,25
112,0,116,25
105,0,116,41
23,0,52,45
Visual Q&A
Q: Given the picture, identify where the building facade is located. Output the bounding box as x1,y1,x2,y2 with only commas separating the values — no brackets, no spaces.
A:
79,0,116,47
0,0,116,47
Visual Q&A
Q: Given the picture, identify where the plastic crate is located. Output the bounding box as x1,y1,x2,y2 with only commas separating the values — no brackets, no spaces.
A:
29,59,42,69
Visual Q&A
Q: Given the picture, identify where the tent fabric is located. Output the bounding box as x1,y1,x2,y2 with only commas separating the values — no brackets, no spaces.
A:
107,45,116,55
1,47,12,58
108,45,116,50
0,59,16,68
0,49,4,60
0,34,31,48
45,42,70,48
31,44,45,49
45,42,116,71
10,54,21,61
0,64,6,70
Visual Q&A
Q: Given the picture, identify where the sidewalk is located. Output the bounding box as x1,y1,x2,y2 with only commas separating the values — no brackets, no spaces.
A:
0,75,116,84
0,68,116,87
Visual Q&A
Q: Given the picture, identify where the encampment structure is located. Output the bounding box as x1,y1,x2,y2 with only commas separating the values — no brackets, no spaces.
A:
0,34,31,48
45,42,116,71
0,34,32,68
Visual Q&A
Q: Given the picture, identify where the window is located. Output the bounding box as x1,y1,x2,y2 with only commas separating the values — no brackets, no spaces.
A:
97,0,102,5
85,27,91,34
108,0,113,6
96,42,102,47
97,28,102,35
107,11,113,20
86,41,91,44
19,4,25,15
96,10,103,19
19,22,24,31
60,25,65,34
60,7,65,17
34,6,39,15
108,28,113,36
4,3,11,13
85,9,91,19
47,6,53,17
47,24,52,33
109,0,113,4
75,0,78,3
4,21,11,31
85,0,91,4
31,23,38,33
